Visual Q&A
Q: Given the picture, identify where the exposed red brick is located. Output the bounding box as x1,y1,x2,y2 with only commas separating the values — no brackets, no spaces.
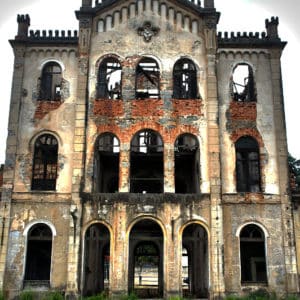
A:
171,99,203,117
131,99,164,117
93,99,125,117
229,101,257,121
230,128,264,147
34,101,62,120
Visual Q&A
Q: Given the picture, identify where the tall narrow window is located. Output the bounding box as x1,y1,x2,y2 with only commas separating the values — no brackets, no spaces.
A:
97,58,122,99
94,133,120,193
32,134,58,191
39,62,62,101
130,130,163,193
175,134,200,193
231,64,256,102
235,136,261,192
240,224,267,283
24,224,52,283
136,58,160,99
173,59,198,99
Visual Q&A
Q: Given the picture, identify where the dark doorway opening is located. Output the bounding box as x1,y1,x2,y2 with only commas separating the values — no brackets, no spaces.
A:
24,224,52,284
84,223,110,296
182,224,208,298
129,219,163,298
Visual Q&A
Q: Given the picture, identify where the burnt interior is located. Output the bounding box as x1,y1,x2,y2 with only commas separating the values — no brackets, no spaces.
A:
175,134,200,193
130,130,163,193
240,225,267,283
94,133,120,193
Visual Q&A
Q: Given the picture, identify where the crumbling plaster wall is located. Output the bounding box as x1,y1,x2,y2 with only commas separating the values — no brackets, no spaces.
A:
217,50,280,195
12,47,78,193
81,194,211,295
83,7,210,194
4,198,71,298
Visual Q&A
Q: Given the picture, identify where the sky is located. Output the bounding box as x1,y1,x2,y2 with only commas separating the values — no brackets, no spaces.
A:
0,0,299,163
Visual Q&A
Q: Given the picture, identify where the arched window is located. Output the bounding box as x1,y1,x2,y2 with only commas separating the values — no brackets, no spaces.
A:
39,62,62,101
240,224,267,283
130,130,163,193
173,59,198,99
97,57,122,99
32,134,58,191
175,134,200,193
135,58,160,99
231,63,256,102
24,224,52,282
235,136,261,192
94,133,120,193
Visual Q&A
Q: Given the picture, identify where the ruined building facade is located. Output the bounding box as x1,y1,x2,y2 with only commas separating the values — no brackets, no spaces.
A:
0,0,299,298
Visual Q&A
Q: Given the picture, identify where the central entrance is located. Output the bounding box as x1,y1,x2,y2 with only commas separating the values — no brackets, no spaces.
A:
128,219,163,298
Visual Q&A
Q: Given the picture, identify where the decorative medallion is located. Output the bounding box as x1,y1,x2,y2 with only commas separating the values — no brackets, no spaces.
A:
137,22,160,42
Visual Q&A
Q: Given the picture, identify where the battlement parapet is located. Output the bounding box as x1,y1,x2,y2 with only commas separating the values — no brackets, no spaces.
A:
28,30,78,41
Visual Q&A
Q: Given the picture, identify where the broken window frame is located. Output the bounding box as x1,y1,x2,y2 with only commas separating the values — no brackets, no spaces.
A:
173,58,198,99
135,57,160,99
97,57,122,99
175,133,200,194
231,63,256,102
130,129,164,193
39,62,62,101
31,134,58,191
235,136,261,193
24,223,53,283
240,224,267,283
94,133,120,193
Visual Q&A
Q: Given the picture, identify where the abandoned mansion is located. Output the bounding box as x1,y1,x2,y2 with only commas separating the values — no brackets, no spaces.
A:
0,0,300,298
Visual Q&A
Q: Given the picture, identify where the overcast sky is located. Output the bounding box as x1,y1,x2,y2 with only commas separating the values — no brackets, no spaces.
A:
0,0,299,163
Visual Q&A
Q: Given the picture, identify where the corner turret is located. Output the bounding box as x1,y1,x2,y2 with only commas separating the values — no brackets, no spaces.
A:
16,14,30,39
204,0,214,8
81,0,92,7
265,16,279,39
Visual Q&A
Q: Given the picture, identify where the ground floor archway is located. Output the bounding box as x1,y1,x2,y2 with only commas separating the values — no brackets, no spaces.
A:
83,223,110,296
182,223,208,298
128,219,164,298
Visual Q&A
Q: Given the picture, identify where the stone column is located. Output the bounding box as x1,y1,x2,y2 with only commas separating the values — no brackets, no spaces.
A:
66,13,92,297
1,42,26,294
270,48,299,293
204,15,225,298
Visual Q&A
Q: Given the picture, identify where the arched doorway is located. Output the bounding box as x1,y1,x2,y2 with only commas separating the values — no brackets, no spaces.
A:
24,223,53,284
129,219,163,298
182,223,208,298
84,223,110,296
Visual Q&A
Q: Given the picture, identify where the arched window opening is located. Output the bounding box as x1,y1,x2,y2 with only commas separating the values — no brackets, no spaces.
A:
240,224,267,283
235,136,261,192
129,219,163,298
24,224,52,284
175,134,200,193
182,224,208,298
97,58,122,99
136,58,160,99
32,134,58,191
130,130,163,193
173,59,198,99
84,224,110,296
94,133,120,193
39,62,62,101
231,64,256,102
